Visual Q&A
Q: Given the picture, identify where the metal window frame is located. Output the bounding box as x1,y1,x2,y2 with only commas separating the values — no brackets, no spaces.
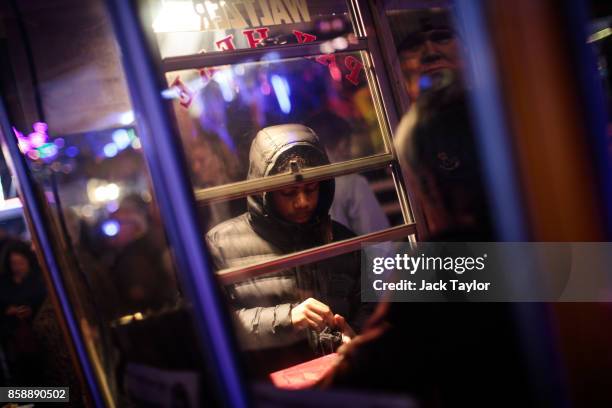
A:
155,1,424,283
156,0,422,233
105,1,249,407
162,39,369,71
218,223,416,284
354,0,423,232
195,153,393,204
0,99,106,407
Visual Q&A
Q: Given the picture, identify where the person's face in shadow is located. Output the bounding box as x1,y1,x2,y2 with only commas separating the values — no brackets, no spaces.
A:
10,252,30,284
400,28,462,99
270,182,320,224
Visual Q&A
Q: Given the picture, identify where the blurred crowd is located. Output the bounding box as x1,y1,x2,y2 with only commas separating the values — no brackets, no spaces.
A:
0,228,47,386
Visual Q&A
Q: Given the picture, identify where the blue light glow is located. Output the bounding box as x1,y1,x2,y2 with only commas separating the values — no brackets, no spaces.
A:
101,219,120,237
106,201,119,213
65,146,79,158
103,143,118,158
214,70,235,102
262,52,280,62
112,129,132,149
271,75,291,114
419,75,433,90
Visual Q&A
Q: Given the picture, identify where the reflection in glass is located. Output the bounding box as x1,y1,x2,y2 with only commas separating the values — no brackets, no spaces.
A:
0,0,207,403
167,51,387,188
387,7,465,106
149,0,354,58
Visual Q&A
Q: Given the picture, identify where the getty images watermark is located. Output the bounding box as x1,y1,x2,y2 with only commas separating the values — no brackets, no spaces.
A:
372,252,490,293
361,242,612,302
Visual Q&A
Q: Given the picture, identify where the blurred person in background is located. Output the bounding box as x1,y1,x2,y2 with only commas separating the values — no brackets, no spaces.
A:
0,240,46,385
396,81,492,239
105,195,178,317
319,83,535,406
305,112,390,236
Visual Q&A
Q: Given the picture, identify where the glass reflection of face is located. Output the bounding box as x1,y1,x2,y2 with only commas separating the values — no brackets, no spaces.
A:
10,253,30,283
399,28,461,98
270,182,320,224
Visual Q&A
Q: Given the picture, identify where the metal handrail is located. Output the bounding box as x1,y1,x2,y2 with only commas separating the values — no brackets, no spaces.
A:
162,39,368,72
217,223,416,284
195,153,394,204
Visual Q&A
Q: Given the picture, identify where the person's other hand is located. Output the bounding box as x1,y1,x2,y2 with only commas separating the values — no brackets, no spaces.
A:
333,314,356,344
291,298,334,331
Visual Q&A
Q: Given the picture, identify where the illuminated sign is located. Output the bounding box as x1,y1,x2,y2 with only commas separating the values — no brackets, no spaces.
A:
153,0,311,33
193,0,311,31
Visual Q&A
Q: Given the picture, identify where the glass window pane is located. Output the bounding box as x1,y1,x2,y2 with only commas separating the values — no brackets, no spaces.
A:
203,168,402,268
166,51,388,188
0,0,208,404
144,0,356,58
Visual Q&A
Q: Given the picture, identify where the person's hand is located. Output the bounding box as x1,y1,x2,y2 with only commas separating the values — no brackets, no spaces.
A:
336,324,389,356
333,314,356,344
291,298,334,331
16,306,32,320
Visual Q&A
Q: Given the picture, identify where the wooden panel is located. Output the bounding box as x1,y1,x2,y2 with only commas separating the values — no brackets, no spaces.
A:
487,0,605,241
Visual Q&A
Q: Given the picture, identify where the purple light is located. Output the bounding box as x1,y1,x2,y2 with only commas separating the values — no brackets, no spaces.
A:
13,127,31,153
106,201,119,213
12,127,23,139
30,133,46,148
260,82,271,95
33,122,47,133
54,138,65,148
28,122,49,148
332,18,344,31
65,146,79,158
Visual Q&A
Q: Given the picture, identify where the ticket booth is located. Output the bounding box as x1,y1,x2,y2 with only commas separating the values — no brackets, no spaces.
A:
0,0,610,406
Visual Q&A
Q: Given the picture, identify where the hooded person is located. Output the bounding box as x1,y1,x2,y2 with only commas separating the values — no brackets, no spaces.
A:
206,124,371,373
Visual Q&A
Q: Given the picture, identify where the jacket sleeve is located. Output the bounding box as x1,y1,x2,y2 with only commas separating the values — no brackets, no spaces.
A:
205,231,305,350
233,302,305,350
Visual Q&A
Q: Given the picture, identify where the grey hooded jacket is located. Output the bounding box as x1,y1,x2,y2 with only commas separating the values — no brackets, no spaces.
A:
206,124,369,351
